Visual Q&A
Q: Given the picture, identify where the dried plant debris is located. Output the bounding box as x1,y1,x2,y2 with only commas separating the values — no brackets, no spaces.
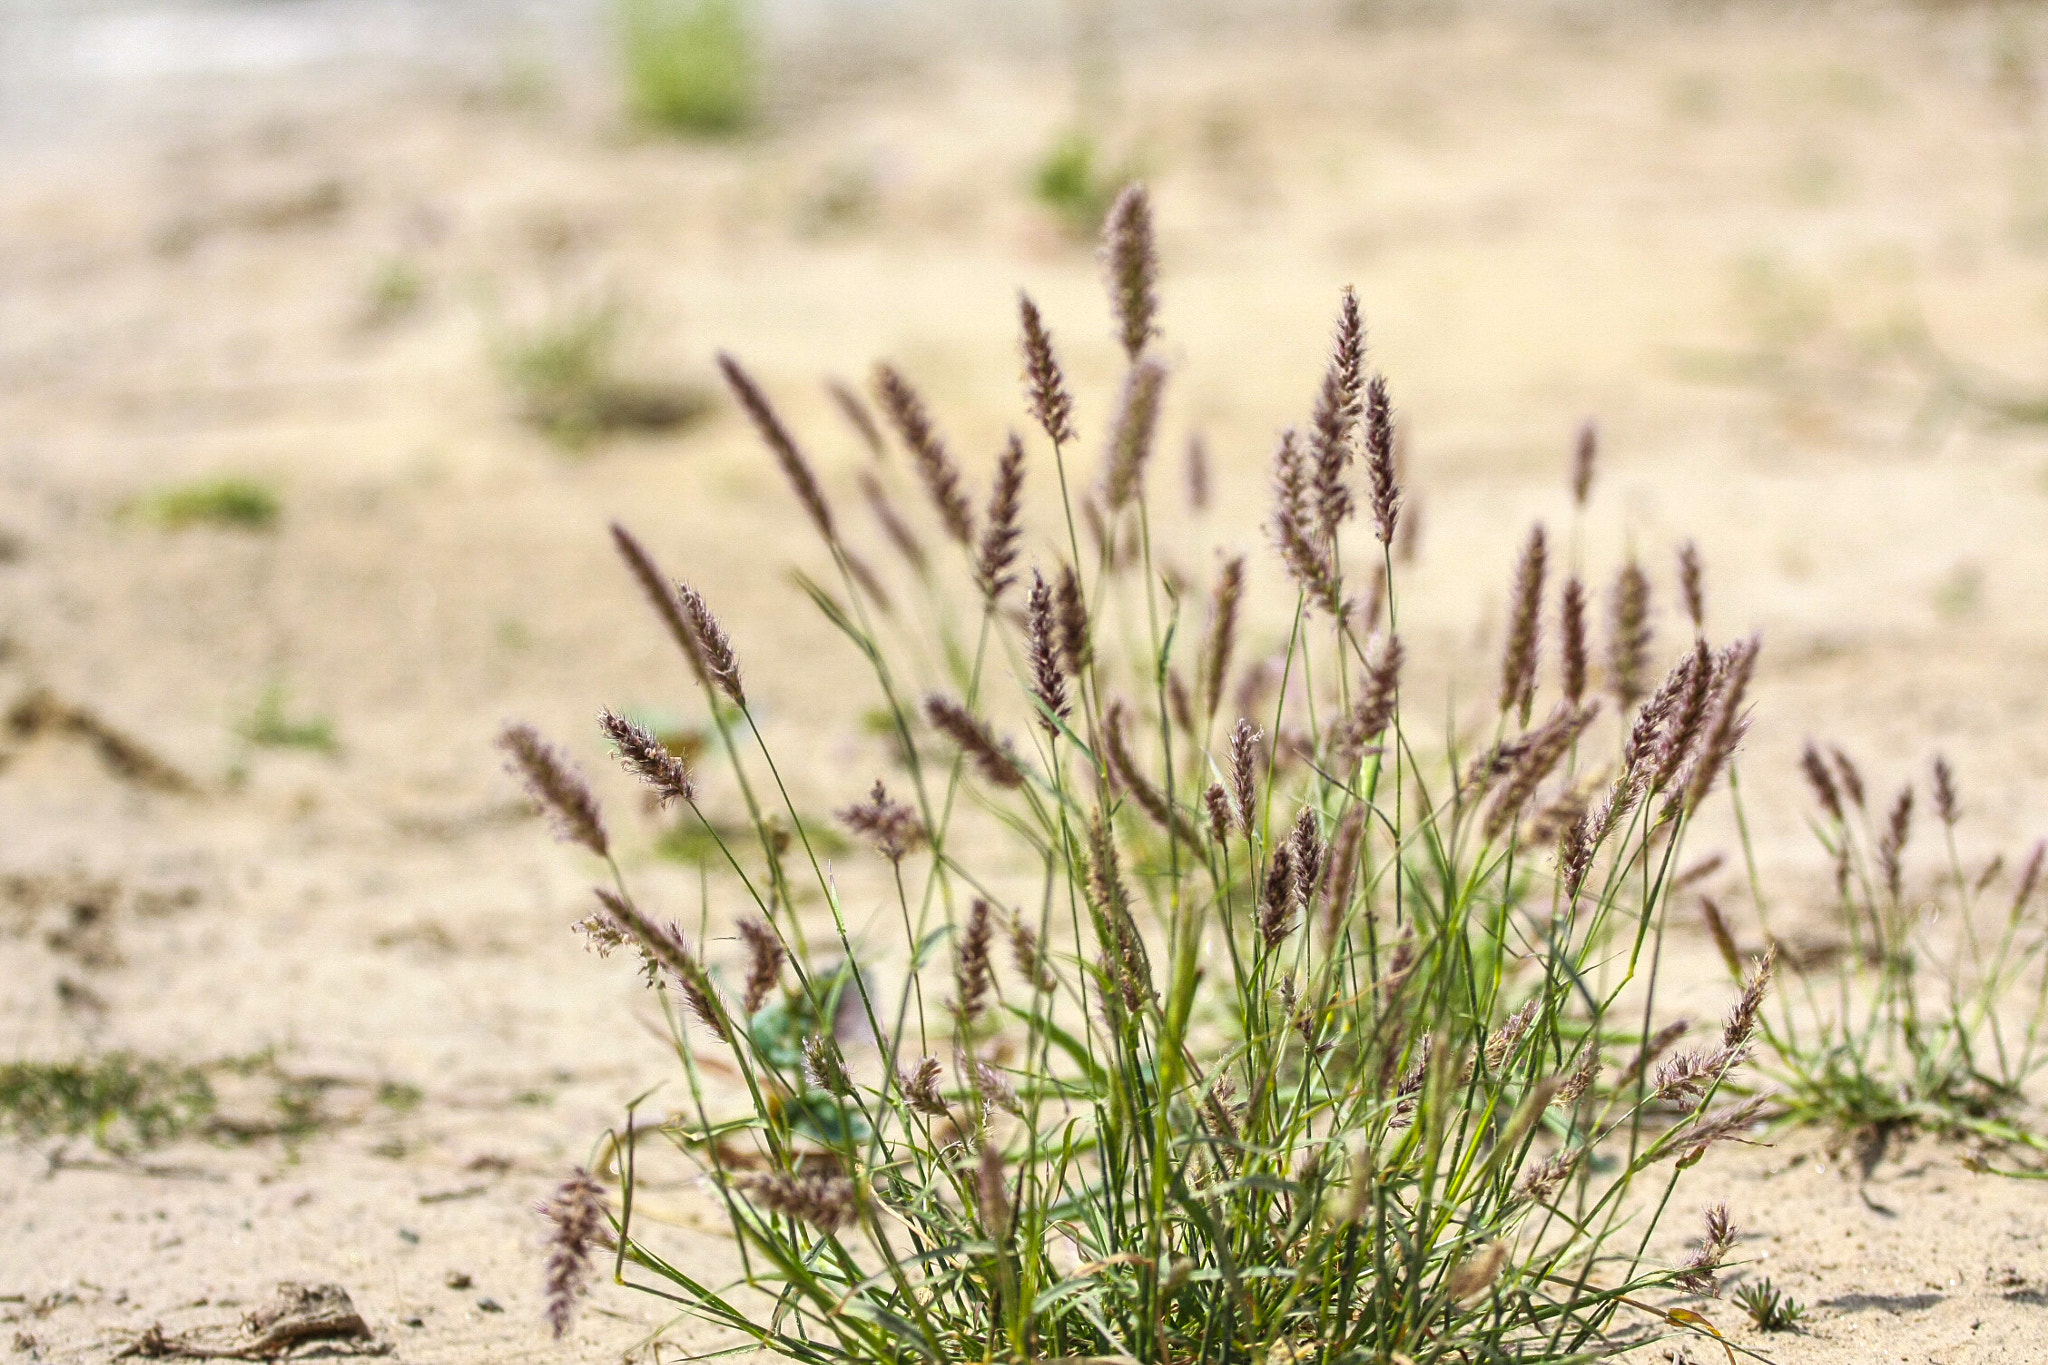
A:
4,688,197,794
117,1283,386,1360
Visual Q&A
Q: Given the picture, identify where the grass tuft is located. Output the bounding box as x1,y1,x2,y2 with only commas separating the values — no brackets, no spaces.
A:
512,190,1798,1364
0,1055,215,1150
620,0,756,136
494,300,714,450
1735,1277,1805,1332
236,683,340,754
140,478,280,531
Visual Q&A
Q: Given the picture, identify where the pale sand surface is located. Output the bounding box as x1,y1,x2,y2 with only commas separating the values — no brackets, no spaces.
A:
3,4,2048,1362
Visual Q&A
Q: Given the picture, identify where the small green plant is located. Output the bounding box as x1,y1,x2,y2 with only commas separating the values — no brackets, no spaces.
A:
0,1055,216,1151
1735,1277,1806,1332
493,301,713,449
236,683,339,754
1725,749,2047,1152
518,187,1777,1363
620,0,755,136
1031,129,1128,236
364,258,426,326
140,477,280,531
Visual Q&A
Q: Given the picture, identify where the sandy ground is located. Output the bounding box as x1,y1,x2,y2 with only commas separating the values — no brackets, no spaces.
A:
4,3,2048,1362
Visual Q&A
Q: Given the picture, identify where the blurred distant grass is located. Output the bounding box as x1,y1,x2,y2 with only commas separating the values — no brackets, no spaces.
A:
138,477,280,531
620,0,756,136
493,300,713,449
236,683,339,755
1032,130,1129,237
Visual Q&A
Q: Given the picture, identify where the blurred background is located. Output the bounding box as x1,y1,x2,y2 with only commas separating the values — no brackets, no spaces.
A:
5,0,2048,1358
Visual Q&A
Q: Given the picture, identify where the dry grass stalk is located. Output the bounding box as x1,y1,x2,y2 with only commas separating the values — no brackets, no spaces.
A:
1026,571,1071,735
1608,559,1653,711
1559,576,1588,706
1103,183,1158,360
1102,360,1167,512
1185,433,1210,512
875,363,975,546
1678,541,1705,633
718,354,836,543
1500,525,1547,722
828,378,885,459
926,695,1027,789
1203,556,1246,723
611,523,713,689
678,582,744,707
1019,294,1076,447
737,916,785,1015
1570,420,1597,507
957,899,994,1022
1366,374,1399,548
600,709,695,805
541,1168,608,1338
1229,719,1261,835
1055,564,1092,674
977,434,1027,601
838,780,925,861
1308,288,1365,538
499,724,608,859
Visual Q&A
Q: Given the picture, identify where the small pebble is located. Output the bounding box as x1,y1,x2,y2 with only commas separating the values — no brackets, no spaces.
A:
397,1228,419,1244
402,1317,425,1329
477,1298,503,1314
444,1272,471,1290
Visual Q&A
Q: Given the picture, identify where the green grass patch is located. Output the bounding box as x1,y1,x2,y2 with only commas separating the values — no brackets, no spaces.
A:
0,1055,216,1150
140,478,280,531
620,0,756,136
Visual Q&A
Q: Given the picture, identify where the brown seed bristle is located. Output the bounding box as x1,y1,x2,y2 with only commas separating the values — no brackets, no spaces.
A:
857,472,930,576
1499,524,1547,722
1483,703,1600,841
1087,812,1153,1011
1055,564,1092,676
1340,633,1403,759
1674,1095,1771,1165
1026,571,1070,736
1393,486,1421,565
1101,701,1200,846
1102,183,1158,360
1204,782,1232,845
1289,806,1325,906
737,916,785,1016
1308,288,1366,539
1321,803,1366,944
577,890,631,958
1801,741,1844,822
1721,946,1775,1052
2012,839,2044,917
1650,640,1715,794
1933,755,1960,827
1365,373,1399,548
599,709,694,806
1570,419,1597,507
900,1056,949,1116
1829,745,1867,809
717,353,836,544
1878,785,1914,901
1608,559,1653,712
1229,719,1261,835
1008,914,1058,992
541,1167,608,1339
1167,671,1195,738
976,434,1027,602
970,1057,1022,1117
976,1139,1013,1237
1698,897,1741,976
677,582,744,707
1556,1043,1601,1106
803,1035,853,1096
1259,843,1298,950
1102,359,1167,512
499,724,608,859
842,548,893,614
1271,429,1346,619
1684,635,1760,813
734,1171,860,1235
1678,541,1705,633
1622,1019,1690,1086
1203,556,1246,723
1185,433,1211,512
873,362,974,546
1516,1149,1580,1205
827,378,885,460
1558,812,1594,903
611,524,713,688
601,893,727,1040
1360,562,1388,633
1018,293,1076,447
838,780,925,862
1559,576,1589,706
924,695,1027,789
956,899,994,1023
1675,1204,1737,1294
